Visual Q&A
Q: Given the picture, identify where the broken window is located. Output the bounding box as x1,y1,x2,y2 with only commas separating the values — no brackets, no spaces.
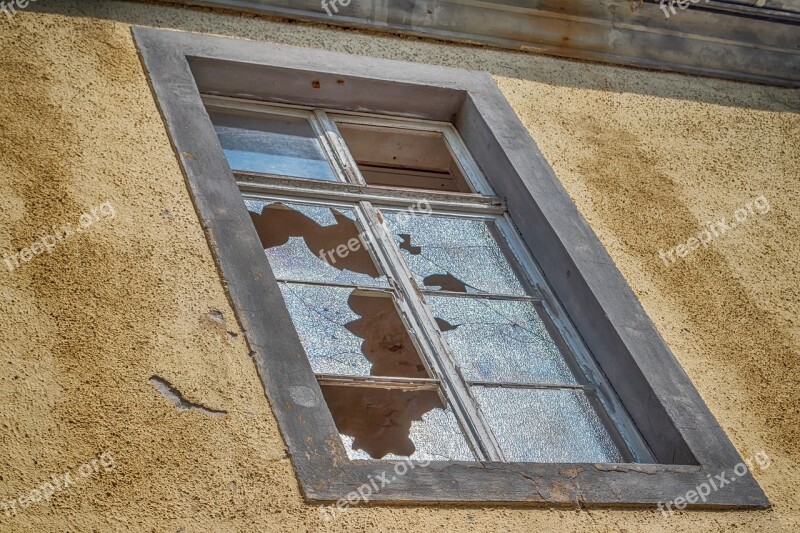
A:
244,196,476,460
246,199,387,287
382,211,526,295
212,98,653,463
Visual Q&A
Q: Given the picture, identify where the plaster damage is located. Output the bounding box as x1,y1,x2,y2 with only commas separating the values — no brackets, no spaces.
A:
0,1,797,531
148,376,227,417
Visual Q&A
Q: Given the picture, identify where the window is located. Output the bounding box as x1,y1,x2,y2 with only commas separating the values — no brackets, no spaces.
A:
134,27,768,508
205,95,653,464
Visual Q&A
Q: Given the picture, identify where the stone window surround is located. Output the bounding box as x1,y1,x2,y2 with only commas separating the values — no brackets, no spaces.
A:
133,26,769,508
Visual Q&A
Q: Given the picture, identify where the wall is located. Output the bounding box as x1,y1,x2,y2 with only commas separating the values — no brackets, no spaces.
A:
0,1,797,531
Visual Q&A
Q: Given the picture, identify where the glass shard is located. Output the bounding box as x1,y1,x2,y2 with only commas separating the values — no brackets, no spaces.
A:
336,122,472,192
210,109,338,181
382,212,526,296
246,198,388,287
279,283,430,379
427,296,577,385
473,387,624,463
322,384,474,460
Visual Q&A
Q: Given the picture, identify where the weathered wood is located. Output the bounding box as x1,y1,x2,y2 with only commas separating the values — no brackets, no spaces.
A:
162,0,800,88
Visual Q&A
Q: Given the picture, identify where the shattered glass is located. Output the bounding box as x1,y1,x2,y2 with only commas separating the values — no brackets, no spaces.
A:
279,283,430,379
246,198,388,287
322,385,475,460
210,110,338,181
382,212,526,296
472,387,624,463
427,296,577,385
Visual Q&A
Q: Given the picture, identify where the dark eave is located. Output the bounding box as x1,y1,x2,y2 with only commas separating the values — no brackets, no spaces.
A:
158,0,800,88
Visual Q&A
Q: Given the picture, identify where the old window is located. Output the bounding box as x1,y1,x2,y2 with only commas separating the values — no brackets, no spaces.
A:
205,95,653,464
135,27,767,507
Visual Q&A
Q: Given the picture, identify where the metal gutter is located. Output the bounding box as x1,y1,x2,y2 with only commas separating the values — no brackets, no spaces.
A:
156,0,800,87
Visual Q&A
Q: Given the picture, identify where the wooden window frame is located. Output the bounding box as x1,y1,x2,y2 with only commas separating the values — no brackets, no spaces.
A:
221,95,655,464
133,27,769,508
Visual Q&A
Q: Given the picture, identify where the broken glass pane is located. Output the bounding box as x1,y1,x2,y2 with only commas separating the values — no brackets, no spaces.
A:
381,212,526,296
279,283,430,379
427,296,577,385
473,387,624,463
322,384,474,460
246,198,388,287
209,109,338,181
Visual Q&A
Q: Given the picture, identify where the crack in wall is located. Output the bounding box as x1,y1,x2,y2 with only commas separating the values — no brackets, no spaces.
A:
148,376,227,417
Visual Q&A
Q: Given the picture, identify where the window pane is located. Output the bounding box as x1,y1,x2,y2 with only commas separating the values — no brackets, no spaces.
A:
279,283,430,379
382,211,526,296
336,122,472,192
210,109,338,181
426,296,578,385
322,384,474,461
472,387,624,463
246,198,388,287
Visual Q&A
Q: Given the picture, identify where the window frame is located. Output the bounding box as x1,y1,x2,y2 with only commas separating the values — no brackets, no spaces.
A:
133,27,769,508
228,97,655,464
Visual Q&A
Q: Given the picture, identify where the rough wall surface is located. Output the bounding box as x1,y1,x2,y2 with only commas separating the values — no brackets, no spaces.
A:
0,2,797,531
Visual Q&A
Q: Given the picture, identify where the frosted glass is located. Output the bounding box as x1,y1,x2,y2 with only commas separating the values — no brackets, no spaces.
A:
427,296,577,385
322,385,474,461
246,199,388,287
473,387,624,463
382,212,526,296
210,110,337,181
279,283,429,379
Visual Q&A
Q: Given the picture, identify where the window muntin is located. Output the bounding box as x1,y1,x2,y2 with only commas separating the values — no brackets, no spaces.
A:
209,96,652,464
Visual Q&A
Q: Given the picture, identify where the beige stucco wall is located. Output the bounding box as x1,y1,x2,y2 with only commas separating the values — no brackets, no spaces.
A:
0,2,797,531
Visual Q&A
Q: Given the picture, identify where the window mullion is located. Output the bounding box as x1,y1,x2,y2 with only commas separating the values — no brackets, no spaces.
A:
313,109,366,185
358,201,505,462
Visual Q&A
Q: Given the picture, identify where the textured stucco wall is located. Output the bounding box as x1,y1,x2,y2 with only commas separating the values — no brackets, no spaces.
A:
0,2,797,531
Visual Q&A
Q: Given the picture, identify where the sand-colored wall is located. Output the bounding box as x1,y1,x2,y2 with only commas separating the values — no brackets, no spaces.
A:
0,2,797,531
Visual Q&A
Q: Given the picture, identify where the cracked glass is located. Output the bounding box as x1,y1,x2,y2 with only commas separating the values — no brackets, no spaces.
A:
278,283,429,378
245,198,388,287
426,295,578,385
382,211,526,296
473,387,624,463
322,384,475,461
